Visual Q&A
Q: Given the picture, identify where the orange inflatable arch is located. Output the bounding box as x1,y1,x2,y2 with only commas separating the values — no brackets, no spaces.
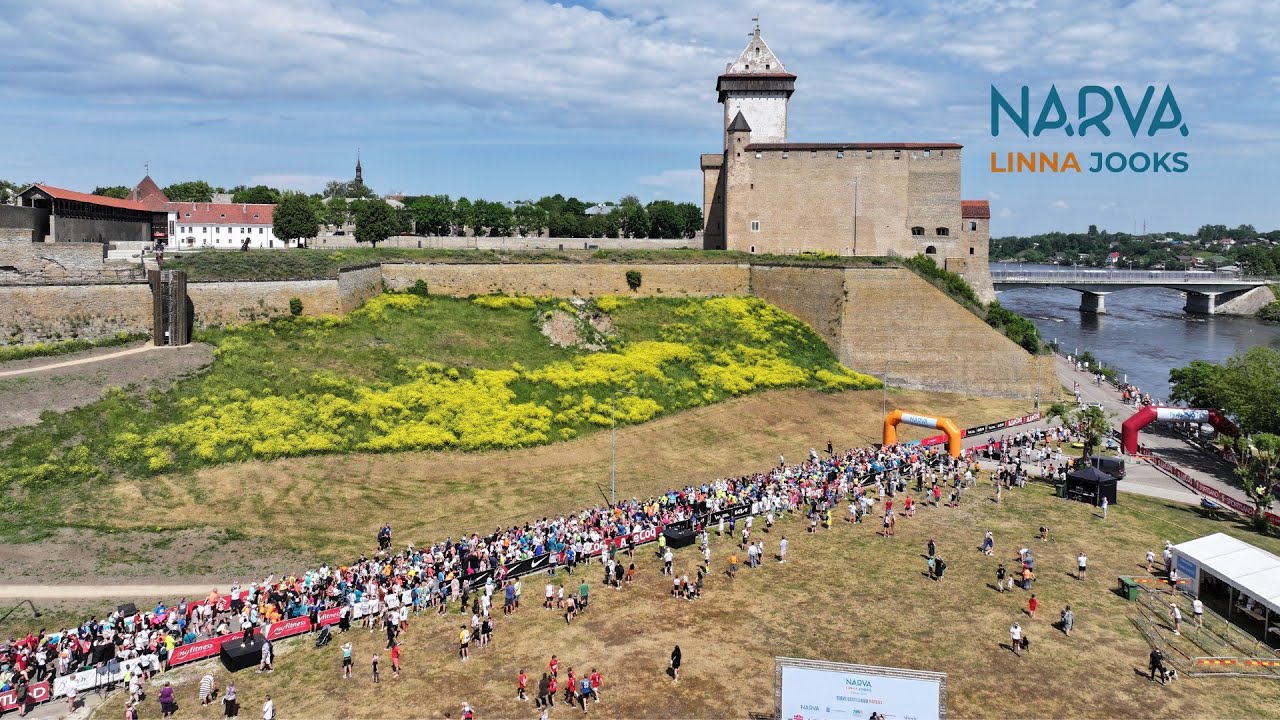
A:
883,409,963,458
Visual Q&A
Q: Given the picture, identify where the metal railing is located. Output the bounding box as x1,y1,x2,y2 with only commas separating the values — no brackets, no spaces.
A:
991,269,1268,283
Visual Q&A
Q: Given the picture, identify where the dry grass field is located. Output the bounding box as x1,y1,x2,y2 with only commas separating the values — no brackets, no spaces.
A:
96,478,1280,720
91,387,1025,563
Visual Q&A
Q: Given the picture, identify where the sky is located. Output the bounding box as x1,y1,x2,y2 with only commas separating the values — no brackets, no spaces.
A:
1,0,1278,236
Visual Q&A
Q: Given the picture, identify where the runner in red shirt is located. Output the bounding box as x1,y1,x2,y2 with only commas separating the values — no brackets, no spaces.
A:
517,669,528,701
589,668,602,702
549,655,559,678
390,642,401,679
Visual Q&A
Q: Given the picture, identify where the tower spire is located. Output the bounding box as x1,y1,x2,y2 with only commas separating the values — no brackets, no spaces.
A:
355,149,363,186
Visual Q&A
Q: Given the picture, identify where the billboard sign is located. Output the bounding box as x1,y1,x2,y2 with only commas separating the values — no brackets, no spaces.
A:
776,657,946,720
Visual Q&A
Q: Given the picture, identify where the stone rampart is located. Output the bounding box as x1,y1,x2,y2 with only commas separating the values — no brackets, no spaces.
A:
0,232,115,284
186,280,341,327
381,262,751,297
0,283,151,344
336,264,383,313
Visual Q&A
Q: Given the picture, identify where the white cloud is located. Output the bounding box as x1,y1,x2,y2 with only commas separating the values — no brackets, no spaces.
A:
987,191,1000,200
998,207,1013,219
250,174,334,193
1050,200,1069,209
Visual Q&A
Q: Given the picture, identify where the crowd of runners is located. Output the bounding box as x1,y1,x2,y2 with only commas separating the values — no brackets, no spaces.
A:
2,426,1078,717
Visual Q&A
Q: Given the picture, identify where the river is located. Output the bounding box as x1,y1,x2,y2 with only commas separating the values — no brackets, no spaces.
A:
991,263,1280,400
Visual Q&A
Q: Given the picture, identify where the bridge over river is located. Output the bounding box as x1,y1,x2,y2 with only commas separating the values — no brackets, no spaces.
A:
990,269,1273,315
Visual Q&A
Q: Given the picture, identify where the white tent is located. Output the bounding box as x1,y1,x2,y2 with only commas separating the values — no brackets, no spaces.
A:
1172,532,1280,619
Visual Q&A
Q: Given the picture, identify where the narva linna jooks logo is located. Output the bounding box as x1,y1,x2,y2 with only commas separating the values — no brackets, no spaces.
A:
990,85,1188,173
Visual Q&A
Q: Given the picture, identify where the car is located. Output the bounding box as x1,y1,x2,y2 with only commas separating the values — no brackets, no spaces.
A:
1088,455,1126,479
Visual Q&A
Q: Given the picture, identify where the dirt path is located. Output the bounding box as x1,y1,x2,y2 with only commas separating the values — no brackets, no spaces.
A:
0,343,157,378
0,583,215,599
0,342,213,429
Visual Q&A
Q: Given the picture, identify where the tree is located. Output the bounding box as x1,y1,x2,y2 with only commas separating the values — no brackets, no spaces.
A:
1074,405,1111,458
1045,401,1071,427
232,185,281,205
1169,360,1226,410
162,180,215,202
453,197,474,236
646,200,683,239
564,197,588,217
93,186,130,199
1236,433,1280,522
513,204,548,237
272,192,320,248
547,211,581,238
619,195,648,238
677,202,703,239
1218,347,1280,436
1087,224,1098,237
323,196,349,229
410,195,453,236
354,199,398,248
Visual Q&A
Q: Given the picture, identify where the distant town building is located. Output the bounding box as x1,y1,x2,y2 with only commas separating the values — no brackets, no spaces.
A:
128,175,284,249
699,24,993,299
14,184,163,245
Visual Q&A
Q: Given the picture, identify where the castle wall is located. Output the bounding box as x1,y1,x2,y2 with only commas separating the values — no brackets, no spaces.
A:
724,147,967,259
381,262,751,297
185,280,342,326
0,283,151,344
0,231,110,283
336,263,383,313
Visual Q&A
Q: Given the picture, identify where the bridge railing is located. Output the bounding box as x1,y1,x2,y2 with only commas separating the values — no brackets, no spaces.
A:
991,269,1266,283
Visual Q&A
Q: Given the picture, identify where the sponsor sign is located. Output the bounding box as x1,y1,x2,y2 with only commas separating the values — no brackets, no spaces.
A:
921,433,948,447
1155,407,1209,423
264,617,311,642
0,682,50,713
317,607,344,627
51,654,157,698
168,632,238,667
777,657,945,720
900,413,939,430
1175,555,1198,581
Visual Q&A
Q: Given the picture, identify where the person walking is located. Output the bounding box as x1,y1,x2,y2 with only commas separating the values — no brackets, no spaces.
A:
518,669,528,702
459,624,470,660
1149,647,1166,684
258,638,273,673
1146,549,1156,574
159,682,176,720
200,673,216,706
1192,596,1204,629
1077,551,1088,581
669,645,682,682
342,641,353,679
371,652,380,683
1100,496,1108,520
779,536,788,563
1060,605,1073,636
1009,623,1022,657
996,564,1007,593
391,641,401,679
262,696,274,720
1028,594,1038,618
223,681,239,718
1170,602,1183,635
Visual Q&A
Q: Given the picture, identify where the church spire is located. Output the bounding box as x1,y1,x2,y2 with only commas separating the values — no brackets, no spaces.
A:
355,150,363,185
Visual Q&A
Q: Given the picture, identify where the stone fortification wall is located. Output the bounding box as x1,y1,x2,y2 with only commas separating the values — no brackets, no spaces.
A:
0,283,151,344
336,264,383,313
0,232,114,284
748,265,846,350
309,235,695,251
185,280,341,327
382,262,751,297
837,268,1053,399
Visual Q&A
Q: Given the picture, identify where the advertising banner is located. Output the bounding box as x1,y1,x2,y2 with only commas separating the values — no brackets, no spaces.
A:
0,682,50,713
51,653,158,698
317,607,344,627
777,658,946,720
263,617,312,642
899,413,939,430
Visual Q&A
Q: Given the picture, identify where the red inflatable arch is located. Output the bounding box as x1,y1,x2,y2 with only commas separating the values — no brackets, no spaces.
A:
1120,406,1234,454
883,409,963,458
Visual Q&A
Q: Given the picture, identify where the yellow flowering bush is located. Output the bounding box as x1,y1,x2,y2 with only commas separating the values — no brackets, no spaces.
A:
473,294,536,310
0,292,884,498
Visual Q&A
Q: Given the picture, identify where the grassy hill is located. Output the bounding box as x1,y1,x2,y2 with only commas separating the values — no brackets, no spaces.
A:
95,480,1280,719
0,293,877,541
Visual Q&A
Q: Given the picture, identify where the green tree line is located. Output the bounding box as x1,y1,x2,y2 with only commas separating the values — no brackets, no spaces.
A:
993,223,1280,274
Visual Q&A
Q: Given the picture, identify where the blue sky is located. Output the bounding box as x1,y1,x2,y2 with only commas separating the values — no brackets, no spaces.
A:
2,0,1277,235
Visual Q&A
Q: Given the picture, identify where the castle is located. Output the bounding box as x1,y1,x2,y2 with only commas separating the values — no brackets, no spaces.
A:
700,26,994,300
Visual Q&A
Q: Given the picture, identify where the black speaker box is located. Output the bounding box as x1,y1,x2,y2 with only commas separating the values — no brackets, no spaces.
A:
220,636,263,672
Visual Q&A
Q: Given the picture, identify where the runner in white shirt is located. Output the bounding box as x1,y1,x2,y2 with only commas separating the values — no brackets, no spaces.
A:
1192,597,1204,628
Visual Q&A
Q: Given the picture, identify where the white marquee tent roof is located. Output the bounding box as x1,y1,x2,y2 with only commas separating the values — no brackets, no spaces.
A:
1172,532,1280,616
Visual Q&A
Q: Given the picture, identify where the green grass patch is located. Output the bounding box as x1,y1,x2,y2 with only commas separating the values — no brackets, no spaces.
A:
0,332,149,363
161,248,898,281
0,293,879,542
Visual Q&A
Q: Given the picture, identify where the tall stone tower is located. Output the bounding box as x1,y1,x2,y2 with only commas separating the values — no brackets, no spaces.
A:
716,23,795,147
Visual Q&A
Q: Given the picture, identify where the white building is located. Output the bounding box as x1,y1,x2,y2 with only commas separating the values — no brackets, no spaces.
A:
128,175,289,249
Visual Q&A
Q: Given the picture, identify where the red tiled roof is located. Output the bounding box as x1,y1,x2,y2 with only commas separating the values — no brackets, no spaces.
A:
29,184,155,212
961,200,990,219
168,202,274,225
129,175,169,209
746,142,964,151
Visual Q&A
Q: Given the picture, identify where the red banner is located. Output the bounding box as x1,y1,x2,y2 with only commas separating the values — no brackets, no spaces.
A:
1147,455,1279,527
920,433,948,447
168,632,238,668
264,617,311,642
0,682,50,714
317,607,344,627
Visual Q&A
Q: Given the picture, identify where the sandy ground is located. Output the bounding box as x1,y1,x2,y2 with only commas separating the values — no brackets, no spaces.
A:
0,342,213,429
